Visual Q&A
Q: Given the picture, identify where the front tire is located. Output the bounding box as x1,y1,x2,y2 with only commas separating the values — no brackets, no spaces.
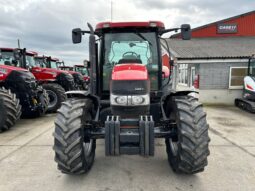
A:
0,88,22,132
53,98,96,174
42,83,66,112
165,96,210,174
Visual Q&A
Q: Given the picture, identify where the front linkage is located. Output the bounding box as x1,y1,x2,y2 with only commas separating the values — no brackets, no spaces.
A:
84,116,176,156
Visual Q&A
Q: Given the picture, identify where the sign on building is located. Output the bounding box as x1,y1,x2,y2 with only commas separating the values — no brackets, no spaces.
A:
217,23,238,34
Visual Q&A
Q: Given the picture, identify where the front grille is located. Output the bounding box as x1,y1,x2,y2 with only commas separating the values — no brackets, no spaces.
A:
111,80,149,95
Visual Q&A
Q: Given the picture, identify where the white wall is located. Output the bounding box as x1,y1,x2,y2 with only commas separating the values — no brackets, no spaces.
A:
199,89,243,105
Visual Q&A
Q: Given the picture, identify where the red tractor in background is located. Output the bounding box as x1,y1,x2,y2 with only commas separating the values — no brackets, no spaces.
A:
73,64,90,87
16,51,76,112
56,61,88,90
53,21,210,175
0,48,49,132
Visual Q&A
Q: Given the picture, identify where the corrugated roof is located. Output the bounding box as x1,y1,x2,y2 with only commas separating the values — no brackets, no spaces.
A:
166,37,255,59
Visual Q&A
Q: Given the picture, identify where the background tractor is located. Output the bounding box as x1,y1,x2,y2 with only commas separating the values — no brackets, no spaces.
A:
56,61,88,90
235,55,255,112
53,21,210,175
19,52,76,112
73,64,90,89
0,47,48,124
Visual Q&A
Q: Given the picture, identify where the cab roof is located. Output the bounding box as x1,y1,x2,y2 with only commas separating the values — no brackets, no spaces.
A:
35,55,59,61
26,51,38,56
95,21,165,33
0,47,15,51
74,64,84,67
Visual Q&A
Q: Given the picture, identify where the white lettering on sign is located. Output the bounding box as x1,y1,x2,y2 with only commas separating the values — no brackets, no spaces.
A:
217,23,238,34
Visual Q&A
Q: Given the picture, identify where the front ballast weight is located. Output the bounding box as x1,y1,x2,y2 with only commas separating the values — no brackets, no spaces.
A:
104,116,154,156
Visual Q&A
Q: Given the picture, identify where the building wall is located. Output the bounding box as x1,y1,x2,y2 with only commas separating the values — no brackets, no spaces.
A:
199,89,242,105
177,60,248,105
199,62,248,89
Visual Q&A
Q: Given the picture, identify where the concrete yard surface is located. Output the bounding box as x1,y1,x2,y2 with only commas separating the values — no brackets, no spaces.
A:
0,107,255,191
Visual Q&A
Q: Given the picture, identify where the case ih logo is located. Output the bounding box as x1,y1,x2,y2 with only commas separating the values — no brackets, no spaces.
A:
217,23,237,34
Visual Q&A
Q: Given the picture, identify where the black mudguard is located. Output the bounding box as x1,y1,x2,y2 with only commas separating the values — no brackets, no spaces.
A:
66,90,100,120
161,90,198,120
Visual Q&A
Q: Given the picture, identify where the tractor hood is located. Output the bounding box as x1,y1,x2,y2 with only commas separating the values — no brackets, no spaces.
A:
0,64,27,72
0,65,29,81
112,64,148,81
31,67,72,81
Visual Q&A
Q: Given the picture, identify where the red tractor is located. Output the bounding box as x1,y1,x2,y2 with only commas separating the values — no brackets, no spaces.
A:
0,48,49,132
19,53,76,112
56,61,88,90
53,21,210,174
73,64,90,88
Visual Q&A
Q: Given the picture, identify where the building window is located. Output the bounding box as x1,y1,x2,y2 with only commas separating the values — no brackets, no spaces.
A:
229,67,248,89
179,64,188,85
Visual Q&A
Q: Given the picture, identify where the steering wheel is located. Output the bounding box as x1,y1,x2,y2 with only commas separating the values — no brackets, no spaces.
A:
122,51,139,58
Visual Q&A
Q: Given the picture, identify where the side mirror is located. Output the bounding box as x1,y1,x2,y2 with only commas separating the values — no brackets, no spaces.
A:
181,24,191,40
83,60,90,68
72,28,82,44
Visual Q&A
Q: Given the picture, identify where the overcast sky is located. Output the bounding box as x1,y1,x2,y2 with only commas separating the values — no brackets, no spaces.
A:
0,0,254,65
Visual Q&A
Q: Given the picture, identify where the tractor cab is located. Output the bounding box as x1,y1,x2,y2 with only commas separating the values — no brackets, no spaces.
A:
34,56,59,69
0,48,20,67
74,64,89,76
57,61,74,72
96,22,165,98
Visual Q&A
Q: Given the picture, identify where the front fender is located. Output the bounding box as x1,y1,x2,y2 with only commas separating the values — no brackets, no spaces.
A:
66,90,100,120
161,90,199,120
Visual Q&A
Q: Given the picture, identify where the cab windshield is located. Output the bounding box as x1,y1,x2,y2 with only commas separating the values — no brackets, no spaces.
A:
75,66,88,75
26,55,36,67
0,51,17,66
103,32,159,91
51,61,58,69
35,58,47,68
249,58,255,76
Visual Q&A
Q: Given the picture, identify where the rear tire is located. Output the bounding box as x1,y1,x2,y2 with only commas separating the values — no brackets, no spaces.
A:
165,96,210,174
53,98,96,174
42,83,66,112
0,87,22,132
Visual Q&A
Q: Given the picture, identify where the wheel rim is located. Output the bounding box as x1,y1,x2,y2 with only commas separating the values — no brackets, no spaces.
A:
83,139,93,157
47,90,58,109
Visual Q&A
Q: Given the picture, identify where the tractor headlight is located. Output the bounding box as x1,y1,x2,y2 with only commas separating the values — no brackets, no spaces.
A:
110,94,149,106
111,95,127,106
132,96,144,105
115,96,128,105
